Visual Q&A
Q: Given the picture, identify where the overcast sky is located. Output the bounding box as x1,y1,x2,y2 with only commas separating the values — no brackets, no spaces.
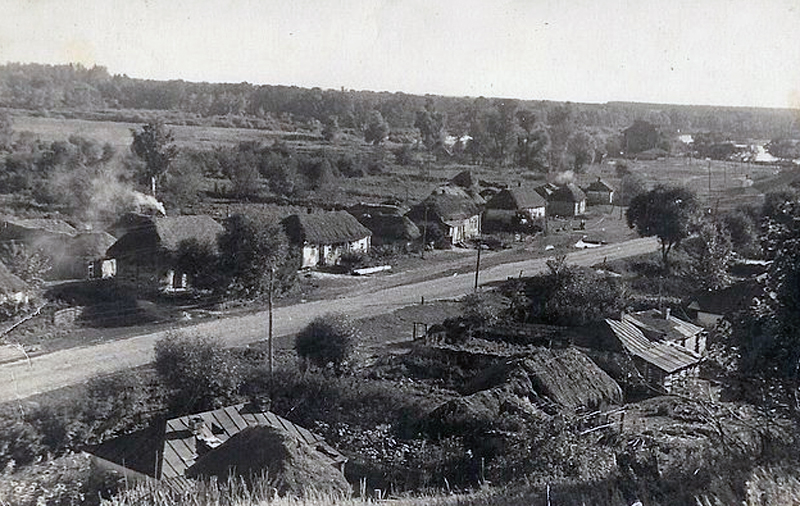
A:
1,0,799,108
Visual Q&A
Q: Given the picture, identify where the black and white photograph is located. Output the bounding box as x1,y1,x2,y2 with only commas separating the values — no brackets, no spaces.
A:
0,1,799,504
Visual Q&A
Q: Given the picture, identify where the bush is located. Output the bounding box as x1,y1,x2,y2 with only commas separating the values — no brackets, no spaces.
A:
154,331,241,413
295,314,358,375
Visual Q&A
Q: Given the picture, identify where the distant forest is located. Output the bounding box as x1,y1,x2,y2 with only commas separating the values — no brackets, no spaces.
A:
0,63,797,139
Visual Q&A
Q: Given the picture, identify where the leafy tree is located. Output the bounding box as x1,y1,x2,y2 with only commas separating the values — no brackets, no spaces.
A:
364,110,389,146
295,314,358,375
0,110,13,151
130,121,178,197
160,156,204,208
175,238,221,292
626,185,699,271
682,218,733,291
766,138,800,161
515,126,550,172
414,102,445,150
566,129,596,172
322,115,340,142
217,213,291,298
1,242,51,287
719,208,760,257
154,331,240,412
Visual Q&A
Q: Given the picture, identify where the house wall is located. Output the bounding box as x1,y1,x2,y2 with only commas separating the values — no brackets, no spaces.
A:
697,311,723,329
303,236,371,267
586,190,614,205
550,200,586,217
113,260,188,293
445,215,480,244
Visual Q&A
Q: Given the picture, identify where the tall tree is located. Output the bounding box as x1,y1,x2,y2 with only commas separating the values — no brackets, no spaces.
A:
414,100,445,150
217,213,291,298
130,121,178,197
683,218,733,291
626,185,699,271
364,110,389,146
566,129,596,172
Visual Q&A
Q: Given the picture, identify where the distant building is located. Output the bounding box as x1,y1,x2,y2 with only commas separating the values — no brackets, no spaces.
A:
88,403,346,481
106,215,223,293
548,183,587,217
583,177,615,205
282,211,372,268
347,203,420,246
686,281,761,329
408,186,482,246
484,186,547,231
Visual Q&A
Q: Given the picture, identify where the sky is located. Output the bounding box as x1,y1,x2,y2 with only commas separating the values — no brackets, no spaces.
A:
1,0,799,109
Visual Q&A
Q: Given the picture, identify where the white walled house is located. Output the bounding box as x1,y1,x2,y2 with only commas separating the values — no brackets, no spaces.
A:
282,211,372,268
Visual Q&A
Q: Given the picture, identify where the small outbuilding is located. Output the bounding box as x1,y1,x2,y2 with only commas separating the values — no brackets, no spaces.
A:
548,183,587,217
484,186,547,231
88,403,347,485
583,177,615,205
0,260,30,315
408,186,482,246
282,211,372,268
347,203,420,246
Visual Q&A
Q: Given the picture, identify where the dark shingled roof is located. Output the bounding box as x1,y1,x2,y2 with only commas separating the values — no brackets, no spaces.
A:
106,215,223,259
282,211,371,246
585,178,614,192
687,281,762,317
348,204,420,241
450,170,476,188
551,183,587,203
0,260,28,295
486,187,547,210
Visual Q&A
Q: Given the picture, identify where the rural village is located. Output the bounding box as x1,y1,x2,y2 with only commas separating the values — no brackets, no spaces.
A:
0,60,798,506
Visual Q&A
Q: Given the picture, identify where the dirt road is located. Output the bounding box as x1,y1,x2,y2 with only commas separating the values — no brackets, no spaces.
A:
0,237,657,402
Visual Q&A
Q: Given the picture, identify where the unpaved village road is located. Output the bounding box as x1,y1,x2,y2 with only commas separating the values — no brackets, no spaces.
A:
0,237,658,402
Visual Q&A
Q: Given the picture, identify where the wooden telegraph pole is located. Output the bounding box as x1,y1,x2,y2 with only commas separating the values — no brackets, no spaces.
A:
474,238,482,291
268,266,274,380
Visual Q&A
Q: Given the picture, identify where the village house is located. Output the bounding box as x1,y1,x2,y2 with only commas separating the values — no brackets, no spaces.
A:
447,170,486,206
0,260,30,315
282,210,372,268
686,281,761,329
347,202,420,246
484,186,547,232
547,183,587,217
52,231,118,280
105,214,223,293
88,403,346,483
600,315,703,392
0,216,80,280
408,186,482,246
583,177,615,205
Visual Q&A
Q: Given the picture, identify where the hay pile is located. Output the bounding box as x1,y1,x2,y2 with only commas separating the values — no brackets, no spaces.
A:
468,347,622,412
186,426,350,498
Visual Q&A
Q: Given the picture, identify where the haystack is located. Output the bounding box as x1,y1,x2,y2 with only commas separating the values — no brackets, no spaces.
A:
468,347,622,412
186,426,351,498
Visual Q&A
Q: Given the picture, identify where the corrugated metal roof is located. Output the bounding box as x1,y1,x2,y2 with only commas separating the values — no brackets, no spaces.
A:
161,403,345,479
605,319,702,374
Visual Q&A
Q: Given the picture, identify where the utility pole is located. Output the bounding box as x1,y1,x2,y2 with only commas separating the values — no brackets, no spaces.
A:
268,266,275,380
707,158,712,198
421,203,428,259
474,238,482,291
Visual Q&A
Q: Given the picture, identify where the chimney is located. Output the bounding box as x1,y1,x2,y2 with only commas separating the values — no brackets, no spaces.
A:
665,308,671,320
306,207,313,214
189,417,205,435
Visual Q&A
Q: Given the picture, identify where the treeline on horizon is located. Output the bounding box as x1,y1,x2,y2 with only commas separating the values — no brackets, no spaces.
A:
0,62,798,139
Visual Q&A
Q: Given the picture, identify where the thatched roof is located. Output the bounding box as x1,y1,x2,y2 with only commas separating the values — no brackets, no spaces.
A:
348,203,420,241
409,188,481,223
468,347,622,412
186,426,350,497
0,260,28,295
0,215,77,238
106,215,223,259
450,170,476,188
282,211,371,246
551,183,587,203
68,232,117,260
486,187,547,210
